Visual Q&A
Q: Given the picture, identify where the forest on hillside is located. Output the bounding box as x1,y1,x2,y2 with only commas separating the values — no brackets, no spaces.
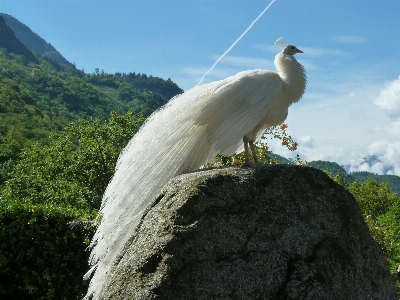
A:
0,47,182,185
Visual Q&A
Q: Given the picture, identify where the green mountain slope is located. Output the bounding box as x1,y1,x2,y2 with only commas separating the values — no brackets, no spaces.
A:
0,17,182,184
308,160,400,196
306,160,343,174
1,13,73,66
0,49,181,156
0,15,37,62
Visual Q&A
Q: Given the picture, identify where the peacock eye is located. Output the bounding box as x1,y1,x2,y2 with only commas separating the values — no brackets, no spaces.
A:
291,46,295,49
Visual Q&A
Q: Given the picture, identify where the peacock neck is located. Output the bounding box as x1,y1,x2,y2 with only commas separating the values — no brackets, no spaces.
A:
275,53,307,105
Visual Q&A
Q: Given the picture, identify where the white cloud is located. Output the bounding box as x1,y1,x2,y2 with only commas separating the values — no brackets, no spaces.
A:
344,77,400,175
374,76,400,119
353,77,400,175
355,162,386,174
348,140,400,176
297,135,315,148
268,76,397,174
266,133,350,167
331,35,366,44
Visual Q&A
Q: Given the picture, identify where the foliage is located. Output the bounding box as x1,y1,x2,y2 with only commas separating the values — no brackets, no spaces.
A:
206,123,305,167
328,172,400,294
3,111,144,210
370,205,400,293
0,159,16,186
0,198,96,299
0,48,112,164
350,171,400,196
86,71,182,115
0,111,143,299
0,47,181,185
348,179,399,218
115,72,183,100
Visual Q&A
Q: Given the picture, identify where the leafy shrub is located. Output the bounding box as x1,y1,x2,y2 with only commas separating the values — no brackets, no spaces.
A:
0,159,15,185
0,111,144,299
3,111,144,210
0,199,95,299
328,172,400,295
206,123,304,167
348,179,400,218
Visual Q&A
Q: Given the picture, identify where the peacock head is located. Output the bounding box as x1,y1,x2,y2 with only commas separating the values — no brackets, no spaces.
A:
282,44,303,55
274,38,303,56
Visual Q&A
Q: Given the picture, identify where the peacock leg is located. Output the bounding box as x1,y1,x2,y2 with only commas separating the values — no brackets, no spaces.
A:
249,140,259,164
243,136,251,167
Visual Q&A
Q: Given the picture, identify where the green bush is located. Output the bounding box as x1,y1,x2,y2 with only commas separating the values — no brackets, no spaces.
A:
329,172,400,295
348,179,400,218
3,111,144,210
0,111,144,299
0,198,95,299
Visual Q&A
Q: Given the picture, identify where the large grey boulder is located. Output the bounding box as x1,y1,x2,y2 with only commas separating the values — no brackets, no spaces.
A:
97,165,397,299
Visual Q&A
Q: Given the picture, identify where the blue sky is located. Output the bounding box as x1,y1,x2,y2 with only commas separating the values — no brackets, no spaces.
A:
1,0,400,175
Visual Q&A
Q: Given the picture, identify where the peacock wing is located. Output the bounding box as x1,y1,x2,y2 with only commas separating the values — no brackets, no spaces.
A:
194,70,282,155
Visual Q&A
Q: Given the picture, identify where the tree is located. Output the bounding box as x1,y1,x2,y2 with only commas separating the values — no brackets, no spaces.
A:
3,111,144,210
328,173,400,294
0,111,145,299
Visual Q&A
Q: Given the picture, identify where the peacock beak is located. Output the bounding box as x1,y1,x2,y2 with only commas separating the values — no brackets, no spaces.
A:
296,48,304,54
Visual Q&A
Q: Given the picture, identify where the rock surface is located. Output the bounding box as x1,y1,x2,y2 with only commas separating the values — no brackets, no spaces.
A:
97,165,397,299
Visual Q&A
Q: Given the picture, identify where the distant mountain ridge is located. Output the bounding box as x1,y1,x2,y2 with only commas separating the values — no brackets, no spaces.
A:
261,153,400,196
0,15,37,62
0,13,73,67
307,160,400,196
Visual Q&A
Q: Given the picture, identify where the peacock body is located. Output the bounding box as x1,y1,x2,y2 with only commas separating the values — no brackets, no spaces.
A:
84,43,306,299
